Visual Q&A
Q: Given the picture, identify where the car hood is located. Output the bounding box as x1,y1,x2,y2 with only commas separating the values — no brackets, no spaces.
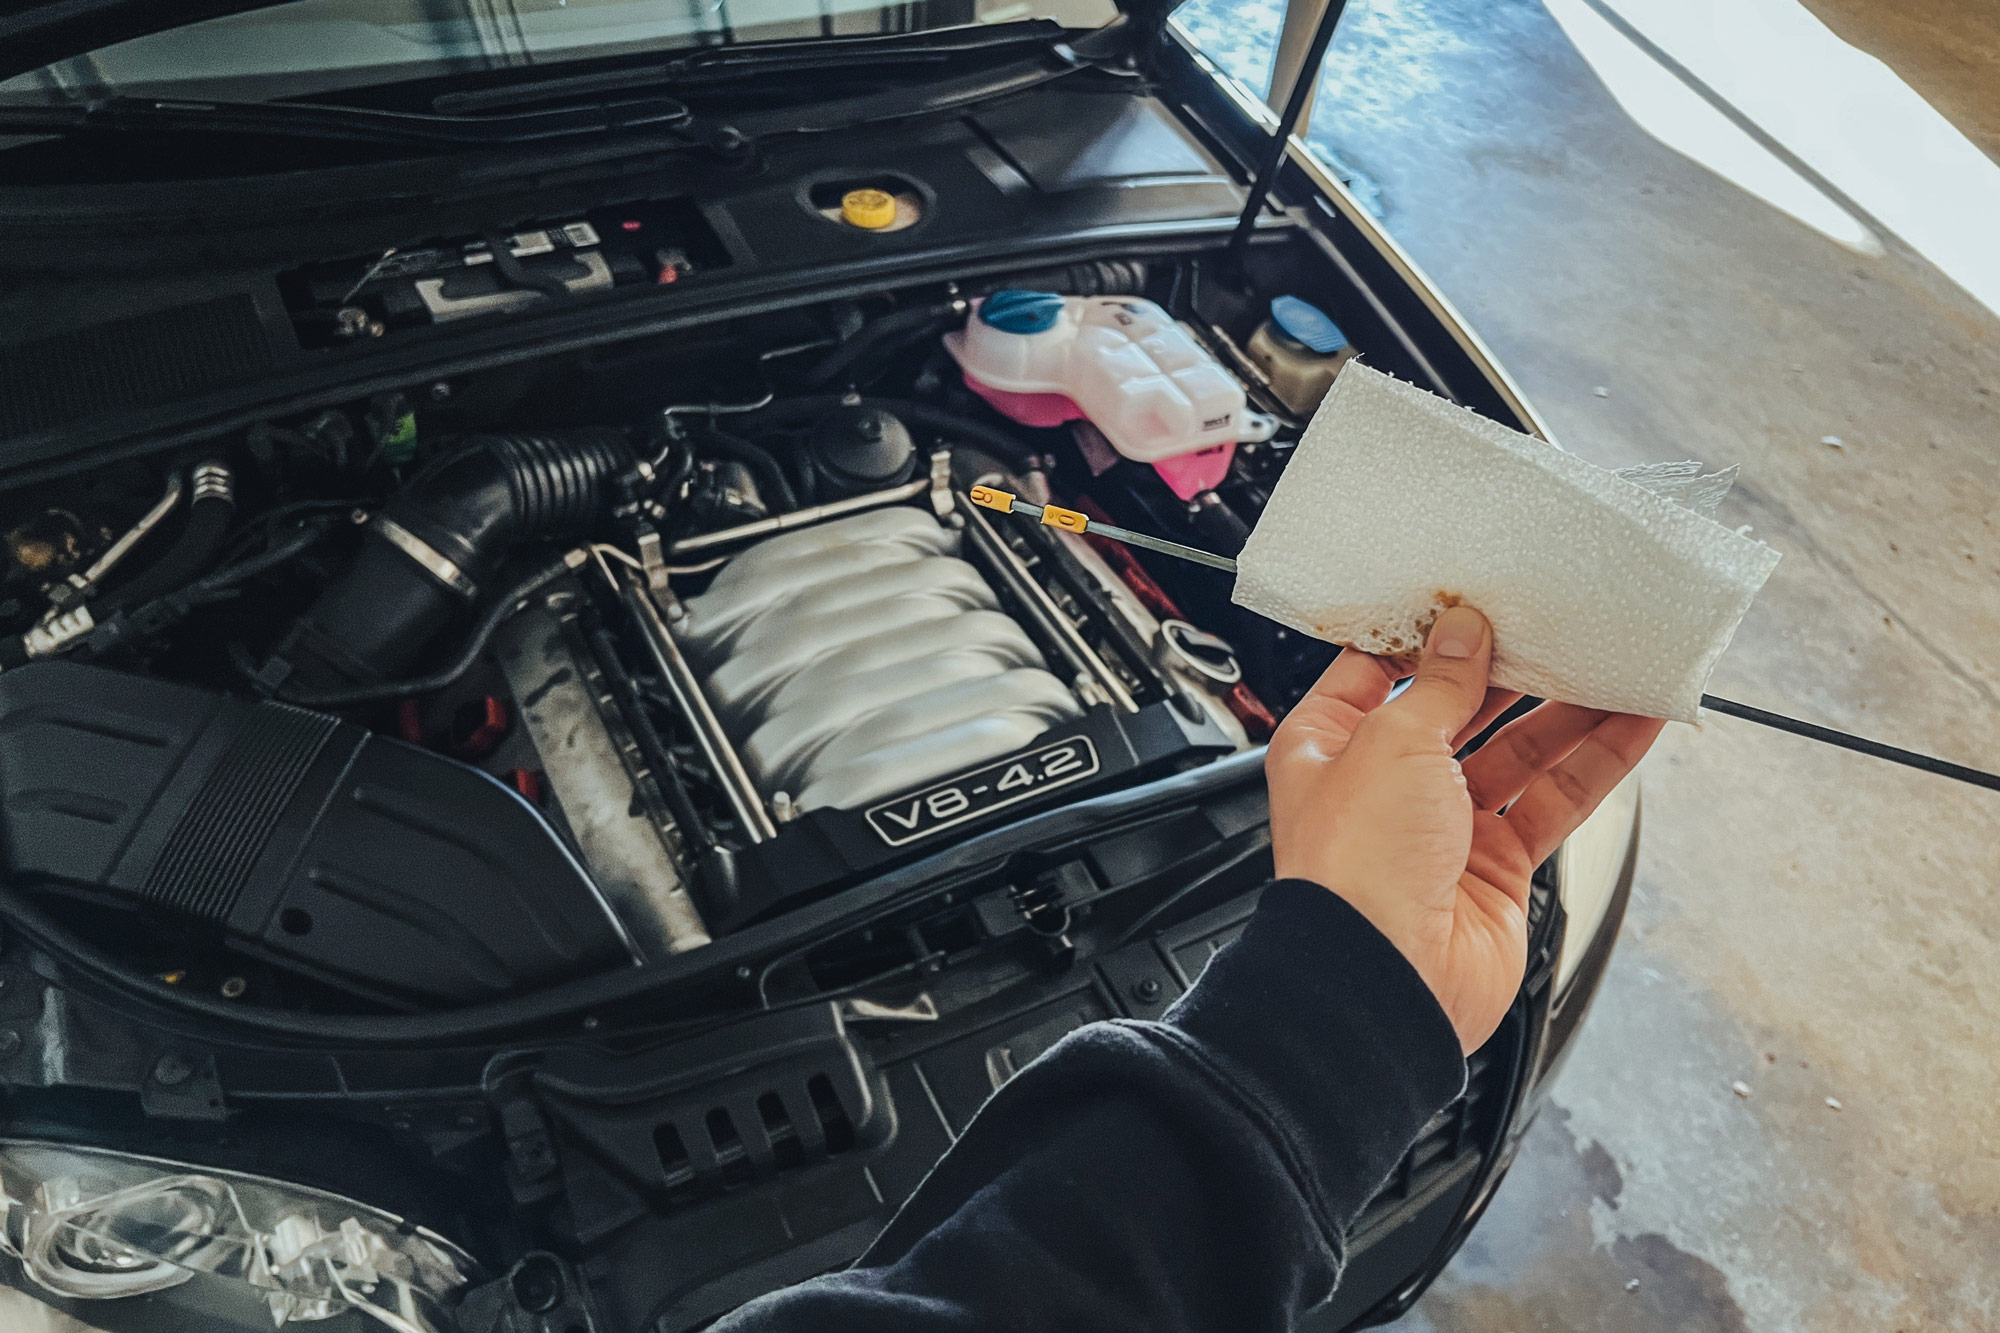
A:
0,0,1175,89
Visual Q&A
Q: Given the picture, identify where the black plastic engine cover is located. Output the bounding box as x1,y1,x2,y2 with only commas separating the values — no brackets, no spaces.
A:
0,661,634,1006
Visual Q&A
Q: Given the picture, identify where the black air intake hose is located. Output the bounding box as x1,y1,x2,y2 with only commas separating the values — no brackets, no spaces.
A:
273,430,629,694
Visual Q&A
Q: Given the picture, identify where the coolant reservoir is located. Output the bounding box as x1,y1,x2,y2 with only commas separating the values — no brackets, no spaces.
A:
944,290,1274,499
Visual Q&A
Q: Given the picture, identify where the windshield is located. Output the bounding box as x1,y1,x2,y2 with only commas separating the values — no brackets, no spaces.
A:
0,0,1118,106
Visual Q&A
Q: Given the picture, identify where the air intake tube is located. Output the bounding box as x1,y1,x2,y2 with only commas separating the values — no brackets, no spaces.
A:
272,431,631,694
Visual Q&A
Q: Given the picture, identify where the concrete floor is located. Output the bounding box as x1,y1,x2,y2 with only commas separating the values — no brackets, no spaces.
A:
1180,0,2000,1327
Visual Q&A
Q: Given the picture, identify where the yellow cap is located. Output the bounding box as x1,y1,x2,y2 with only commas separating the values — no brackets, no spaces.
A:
841,188,897,230
1039,505,1089,535
969,484,1015,512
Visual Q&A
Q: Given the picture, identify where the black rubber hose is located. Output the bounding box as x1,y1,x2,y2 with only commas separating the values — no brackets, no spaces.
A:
1,517,334,671
273,430,630,694
278,554,577,709
0,464,241,668
198,519,339,592
800,303,962,389
699,427,799,512
741,396,1040,471
971,260,1148,298
95,468,236,615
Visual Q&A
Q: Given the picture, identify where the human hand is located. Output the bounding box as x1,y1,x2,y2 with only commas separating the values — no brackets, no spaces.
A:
1265,606,1665,1052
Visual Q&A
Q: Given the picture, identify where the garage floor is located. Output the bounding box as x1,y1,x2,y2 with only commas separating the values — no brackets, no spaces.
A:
1178,0,2000,1328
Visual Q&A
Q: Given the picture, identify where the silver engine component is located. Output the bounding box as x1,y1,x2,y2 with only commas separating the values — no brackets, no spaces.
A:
494,591,712,959
675,507,1085,814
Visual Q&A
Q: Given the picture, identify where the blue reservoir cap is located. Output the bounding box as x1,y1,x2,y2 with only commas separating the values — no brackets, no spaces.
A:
1269,295,1348,355
979,289,1067,335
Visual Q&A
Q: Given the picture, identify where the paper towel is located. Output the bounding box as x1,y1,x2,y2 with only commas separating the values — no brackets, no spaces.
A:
1231,363,1780,722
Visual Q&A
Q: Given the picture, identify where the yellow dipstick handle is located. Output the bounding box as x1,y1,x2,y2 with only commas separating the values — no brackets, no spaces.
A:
1038,504,1089,534
972,485,1242,573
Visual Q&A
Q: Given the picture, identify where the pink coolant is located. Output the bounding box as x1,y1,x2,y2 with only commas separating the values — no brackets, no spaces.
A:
961,374,1238,500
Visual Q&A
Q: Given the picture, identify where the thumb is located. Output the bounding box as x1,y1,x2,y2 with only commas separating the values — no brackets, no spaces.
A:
1390,605,1493,738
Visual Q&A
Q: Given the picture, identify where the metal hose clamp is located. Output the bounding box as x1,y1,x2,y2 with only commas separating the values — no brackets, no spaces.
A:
372,515,477,598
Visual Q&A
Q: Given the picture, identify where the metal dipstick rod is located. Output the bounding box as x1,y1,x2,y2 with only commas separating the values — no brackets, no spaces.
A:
966,486,2000,792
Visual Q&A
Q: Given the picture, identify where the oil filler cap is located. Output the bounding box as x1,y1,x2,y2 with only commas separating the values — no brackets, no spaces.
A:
840,188,898,230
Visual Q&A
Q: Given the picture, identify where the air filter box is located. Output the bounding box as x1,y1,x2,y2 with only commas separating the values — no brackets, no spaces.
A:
0,662,634,1006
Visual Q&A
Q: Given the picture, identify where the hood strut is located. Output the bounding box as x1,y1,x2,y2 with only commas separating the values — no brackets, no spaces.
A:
1223,0,1352,277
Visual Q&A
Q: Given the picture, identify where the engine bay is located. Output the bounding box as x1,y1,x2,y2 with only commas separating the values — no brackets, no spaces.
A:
0,254,1363,1015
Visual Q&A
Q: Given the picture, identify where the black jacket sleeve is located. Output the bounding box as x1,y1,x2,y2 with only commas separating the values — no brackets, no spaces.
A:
710,879,1468,1332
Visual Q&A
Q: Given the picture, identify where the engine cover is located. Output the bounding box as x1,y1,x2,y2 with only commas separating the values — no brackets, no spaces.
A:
0,661,634,1006
675,507,1084,813
645,505,1239,930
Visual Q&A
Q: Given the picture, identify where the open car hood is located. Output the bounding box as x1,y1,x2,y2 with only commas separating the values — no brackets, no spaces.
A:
0,0,1174,94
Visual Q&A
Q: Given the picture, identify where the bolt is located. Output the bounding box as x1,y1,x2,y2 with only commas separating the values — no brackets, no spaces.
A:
580,1014,600,1031
1132,978,1163,1003
219,976,248,1000
511,1256,564,1314
429,380,453,403
350,508,371,525
0,1030,20,1059
152,1052,194,1086
735,965,753,981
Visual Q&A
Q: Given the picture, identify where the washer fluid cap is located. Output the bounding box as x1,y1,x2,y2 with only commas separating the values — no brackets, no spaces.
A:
841,188,898,230
1269,295,1348,355
979,290,1067,335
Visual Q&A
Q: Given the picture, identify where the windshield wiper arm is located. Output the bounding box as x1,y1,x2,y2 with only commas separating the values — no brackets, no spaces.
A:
0,93,747,151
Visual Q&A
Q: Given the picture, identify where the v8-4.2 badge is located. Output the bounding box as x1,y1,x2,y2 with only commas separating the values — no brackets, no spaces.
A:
865,736,1101,847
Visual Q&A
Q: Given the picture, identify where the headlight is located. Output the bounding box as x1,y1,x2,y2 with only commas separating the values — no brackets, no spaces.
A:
0,1140,474,1332
1553,774,1640,994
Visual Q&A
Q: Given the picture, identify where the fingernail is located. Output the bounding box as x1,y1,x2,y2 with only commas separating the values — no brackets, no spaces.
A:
1429,606,1485,659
